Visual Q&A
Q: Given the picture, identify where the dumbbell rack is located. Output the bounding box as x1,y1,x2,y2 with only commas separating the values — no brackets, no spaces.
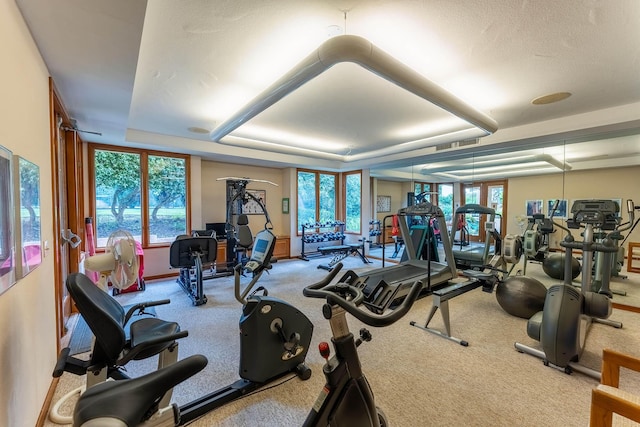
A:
369,220,383,248
299,221,346,261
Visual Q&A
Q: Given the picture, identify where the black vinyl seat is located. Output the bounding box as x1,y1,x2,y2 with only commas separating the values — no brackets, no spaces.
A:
236,214,253,252
68,272,181,365
234,214,254,267
64,272,187,376
73,355,208,427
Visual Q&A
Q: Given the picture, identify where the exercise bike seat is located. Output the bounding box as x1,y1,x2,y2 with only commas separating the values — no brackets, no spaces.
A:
73,354,208,427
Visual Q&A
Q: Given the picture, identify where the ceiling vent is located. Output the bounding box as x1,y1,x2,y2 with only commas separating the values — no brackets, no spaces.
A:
435,142,453,151
458,138,479,147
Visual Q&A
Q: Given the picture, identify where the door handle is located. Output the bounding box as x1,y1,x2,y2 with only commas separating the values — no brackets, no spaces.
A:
61,229,82,248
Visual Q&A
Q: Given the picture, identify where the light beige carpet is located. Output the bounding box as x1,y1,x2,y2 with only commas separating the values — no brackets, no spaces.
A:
45,254,640,426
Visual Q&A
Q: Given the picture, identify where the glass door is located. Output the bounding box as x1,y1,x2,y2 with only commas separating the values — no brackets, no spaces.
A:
487,184,504,237
463,184,481,241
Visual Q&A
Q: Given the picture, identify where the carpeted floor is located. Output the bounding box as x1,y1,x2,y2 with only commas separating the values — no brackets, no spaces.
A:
46,253,640,426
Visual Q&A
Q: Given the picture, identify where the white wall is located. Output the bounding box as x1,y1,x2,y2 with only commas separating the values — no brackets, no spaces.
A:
0,1,58,425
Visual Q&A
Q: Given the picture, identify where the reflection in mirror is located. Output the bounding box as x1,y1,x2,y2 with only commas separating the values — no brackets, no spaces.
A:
15,156,41,278
0,146,15,294
368,129,640,306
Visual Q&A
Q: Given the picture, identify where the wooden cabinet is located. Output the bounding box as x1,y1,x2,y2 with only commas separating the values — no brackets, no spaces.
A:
216,244,227,269
214,236,289,264
273,236,290,259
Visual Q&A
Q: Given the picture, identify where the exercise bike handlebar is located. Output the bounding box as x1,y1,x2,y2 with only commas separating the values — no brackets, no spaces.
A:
304,262,424,328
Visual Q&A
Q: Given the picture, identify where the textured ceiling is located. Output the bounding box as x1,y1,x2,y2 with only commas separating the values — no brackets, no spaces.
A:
15,0,640,180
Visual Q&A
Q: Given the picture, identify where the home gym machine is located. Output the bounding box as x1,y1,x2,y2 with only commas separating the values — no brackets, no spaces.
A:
514,199,635,379
217,176,278,272
72,245,314,426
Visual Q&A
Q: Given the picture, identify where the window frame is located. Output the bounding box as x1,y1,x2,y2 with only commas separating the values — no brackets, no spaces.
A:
342,170,362,234
296,168,338,235
88,143,190,249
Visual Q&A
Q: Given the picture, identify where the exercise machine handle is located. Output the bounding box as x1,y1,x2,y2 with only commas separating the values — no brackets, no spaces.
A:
303,262,346,298
304,262,424,327
303,263,365,305
52,347,71,377
124,299,171,324
326,280,423,328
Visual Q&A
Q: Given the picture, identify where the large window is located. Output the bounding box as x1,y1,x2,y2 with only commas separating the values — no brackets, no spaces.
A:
90,145,189,247
297,169,337,232
344,171,361,233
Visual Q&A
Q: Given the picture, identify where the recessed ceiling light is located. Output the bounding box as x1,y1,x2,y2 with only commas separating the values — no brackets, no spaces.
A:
188,126,210,134
531,92,572,105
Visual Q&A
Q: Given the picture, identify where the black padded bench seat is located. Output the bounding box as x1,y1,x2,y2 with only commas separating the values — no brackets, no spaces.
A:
318,245,350,254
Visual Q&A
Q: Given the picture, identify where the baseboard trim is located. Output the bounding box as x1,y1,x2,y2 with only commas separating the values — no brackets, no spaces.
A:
36,377,59,427
612,302,640,314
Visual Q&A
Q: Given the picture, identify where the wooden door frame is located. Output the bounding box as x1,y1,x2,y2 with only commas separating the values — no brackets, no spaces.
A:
49,78,84,350
460,180,508,242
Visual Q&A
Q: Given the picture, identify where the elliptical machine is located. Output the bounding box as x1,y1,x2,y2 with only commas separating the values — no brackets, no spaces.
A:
515,199,635,379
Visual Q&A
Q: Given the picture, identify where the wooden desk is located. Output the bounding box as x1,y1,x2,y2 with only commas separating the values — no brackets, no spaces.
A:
214,236,290,264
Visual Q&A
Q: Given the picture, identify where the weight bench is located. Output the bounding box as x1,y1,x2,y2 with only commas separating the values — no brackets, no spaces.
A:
317,242,371,271
410,270,498,346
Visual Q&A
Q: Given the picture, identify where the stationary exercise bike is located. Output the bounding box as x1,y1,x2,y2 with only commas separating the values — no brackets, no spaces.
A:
515,199,635,379
69,261,421,426
72,229,313,426
302,262,424,426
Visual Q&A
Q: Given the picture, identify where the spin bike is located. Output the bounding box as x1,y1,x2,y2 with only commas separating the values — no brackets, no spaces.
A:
302,262,423,426
69,262,422,427
515,199,635,379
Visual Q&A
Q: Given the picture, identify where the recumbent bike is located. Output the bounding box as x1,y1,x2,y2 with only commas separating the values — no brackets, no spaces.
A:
71,228,313,426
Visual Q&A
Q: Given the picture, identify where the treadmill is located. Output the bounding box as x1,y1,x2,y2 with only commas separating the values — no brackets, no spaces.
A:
336,201,458,314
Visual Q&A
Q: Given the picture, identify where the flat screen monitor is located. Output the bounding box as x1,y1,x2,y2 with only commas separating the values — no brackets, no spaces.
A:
206,222,227,238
